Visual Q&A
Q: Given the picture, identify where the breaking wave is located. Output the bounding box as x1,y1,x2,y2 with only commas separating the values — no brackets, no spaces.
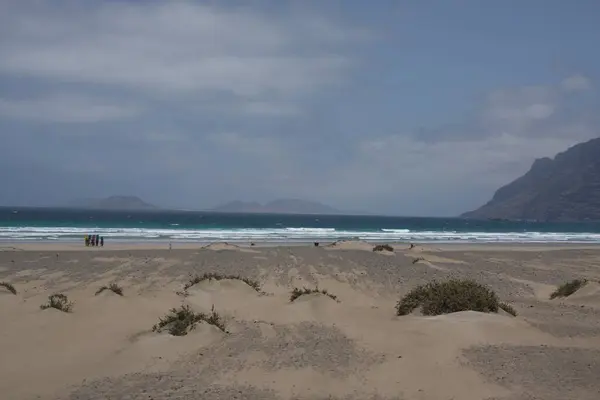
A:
1,226,600,243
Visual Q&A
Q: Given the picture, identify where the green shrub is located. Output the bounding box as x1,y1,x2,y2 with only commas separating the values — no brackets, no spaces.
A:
373,244,393,252
152,304,226,336
290,287,338,302
0,281,16,295
396,279,502,316
95,283,124,296
40,293,73,313
550,279,587,299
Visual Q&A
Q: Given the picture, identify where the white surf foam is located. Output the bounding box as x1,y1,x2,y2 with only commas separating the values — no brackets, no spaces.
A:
1,226,600,243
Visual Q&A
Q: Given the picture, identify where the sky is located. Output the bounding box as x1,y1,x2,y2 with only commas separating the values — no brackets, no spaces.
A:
1,0,599,216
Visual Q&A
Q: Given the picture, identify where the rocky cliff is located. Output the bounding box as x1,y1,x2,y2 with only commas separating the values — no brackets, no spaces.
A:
462,138,600,221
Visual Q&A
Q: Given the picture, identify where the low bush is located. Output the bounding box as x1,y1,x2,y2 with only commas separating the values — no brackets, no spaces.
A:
396,279,507,316
40,293,73,313
0,281,17,295
95,283,124,296
290,287,338,302
373,244,393,252
550,279,587,299
152,304,226,336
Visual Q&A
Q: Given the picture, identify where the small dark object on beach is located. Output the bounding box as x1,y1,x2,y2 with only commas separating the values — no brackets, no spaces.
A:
95,283,124,296
0,282,17,295
396,279,508,316
373,244,393,252
550,279,587,299
412,257,425,264
152,304,226,336
314,242,319,247
409,243,415,249
290,287,338,302
40,293,74,313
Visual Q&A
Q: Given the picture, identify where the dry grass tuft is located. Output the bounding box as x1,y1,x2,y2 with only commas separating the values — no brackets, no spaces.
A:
152,304,226,336
550,279,587,299
40,293,73,313
499,302,518,316
0,281,17,295
181,272,263,294
290,287,339,302
95,283,124,296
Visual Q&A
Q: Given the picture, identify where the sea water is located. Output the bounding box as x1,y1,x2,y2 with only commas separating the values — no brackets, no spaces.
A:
2,207,600,243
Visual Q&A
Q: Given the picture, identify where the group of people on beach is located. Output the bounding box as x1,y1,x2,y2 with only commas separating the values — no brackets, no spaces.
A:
85,234,104,247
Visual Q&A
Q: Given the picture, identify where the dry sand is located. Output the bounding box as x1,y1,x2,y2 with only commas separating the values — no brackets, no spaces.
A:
1,241,600,399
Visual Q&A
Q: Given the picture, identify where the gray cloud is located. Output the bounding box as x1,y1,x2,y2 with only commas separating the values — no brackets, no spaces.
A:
0,94,140,123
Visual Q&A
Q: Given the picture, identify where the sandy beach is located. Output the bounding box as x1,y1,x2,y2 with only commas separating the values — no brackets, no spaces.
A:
1,241,600,400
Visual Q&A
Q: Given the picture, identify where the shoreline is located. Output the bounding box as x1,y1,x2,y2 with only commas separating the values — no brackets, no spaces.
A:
3,240,600,252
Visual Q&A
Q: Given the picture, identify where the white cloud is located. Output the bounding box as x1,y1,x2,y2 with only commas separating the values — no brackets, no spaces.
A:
481,85,557,133
561,74,592,92
0,95,140,123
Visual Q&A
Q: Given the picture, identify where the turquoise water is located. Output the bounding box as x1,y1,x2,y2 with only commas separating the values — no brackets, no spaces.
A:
2,206,600,243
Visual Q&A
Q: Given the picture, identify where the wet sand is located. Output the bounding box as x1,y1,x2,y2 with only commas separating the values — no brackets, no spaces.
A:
1,241,600,399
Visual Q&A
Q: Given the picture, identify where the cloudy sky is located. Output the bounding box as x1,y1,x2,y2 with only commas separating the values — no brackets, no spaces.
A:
1,0,599,216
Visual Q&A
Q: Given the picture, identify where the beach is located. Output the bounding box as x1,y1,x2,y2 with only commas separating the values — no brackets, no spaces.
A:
1,241,600,400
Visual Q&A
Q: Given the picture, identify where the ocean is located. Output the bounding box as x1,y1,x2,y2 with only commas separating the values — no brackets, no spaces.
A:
2,207,600,244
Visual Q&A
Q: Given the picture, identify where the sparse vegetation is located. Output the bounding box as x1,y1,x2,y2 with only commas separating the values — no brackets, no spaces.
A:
550,279,588,299
182,272,262,293
290,287,338,302
412,257,425,264
40,293,73,313
0,281,17,295
396,279,508,316
152,304,226,336
95,283,124,296
373,244,394,252
499,302,518,316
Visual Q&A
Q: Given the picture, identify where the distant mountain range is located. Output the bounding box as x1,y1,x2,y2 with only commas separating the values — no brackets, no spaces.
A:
462,137,600,221
211,199,341,215
70,196,157,210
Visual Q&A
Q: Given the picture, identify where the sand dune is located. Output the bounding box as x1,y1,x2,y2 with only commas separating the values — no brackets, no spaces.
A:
1,244,600,399
560,281,600,308
202,242,259,253
325,240,374,251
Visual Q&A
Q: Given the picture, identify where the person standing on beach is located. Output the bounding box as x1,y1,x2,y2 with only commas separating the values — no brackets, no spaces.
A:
85,235,89,247
100,236,104,247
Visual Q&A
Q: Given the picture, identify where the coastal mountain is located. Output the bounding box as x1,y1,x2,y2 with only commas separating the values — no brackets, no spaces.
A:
211,199,341,214
462,137,600,221
70,196,157,210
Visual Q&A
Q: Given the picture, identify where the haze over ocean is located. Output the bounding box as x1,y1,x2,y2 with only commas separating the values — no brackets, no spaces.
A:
2,207,600,243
